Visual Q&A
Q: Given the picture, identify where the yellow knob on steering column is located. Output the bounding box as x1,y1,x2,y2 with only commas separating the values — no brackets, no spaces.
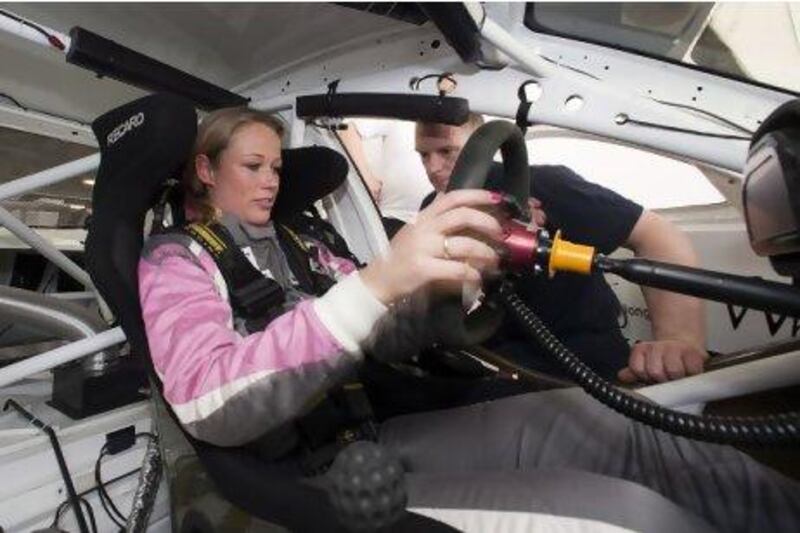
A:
548,230,595,278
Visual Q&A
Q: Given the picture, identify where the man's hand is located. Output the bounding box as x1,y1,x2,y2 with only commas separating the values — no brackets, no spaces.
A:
618,340,708,384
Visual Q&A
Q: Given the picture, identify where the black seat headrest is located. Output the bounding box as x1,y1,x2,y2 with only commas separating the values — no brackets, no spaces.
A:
91,93,198,220
272,145,349,220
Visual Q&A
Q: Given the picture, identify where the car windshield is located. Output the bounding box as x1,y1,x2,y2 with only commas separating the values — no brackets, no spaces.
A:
525,2,800,94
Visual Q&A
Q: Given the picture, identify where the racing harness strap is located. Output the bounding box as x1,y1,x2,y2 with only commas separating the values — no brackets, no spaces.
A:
183,221,287,331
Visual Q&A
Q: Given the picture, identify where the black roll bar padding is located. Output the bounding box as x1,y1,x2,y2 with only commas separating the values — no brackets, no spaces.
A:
295,93,470,126
66,27,248,111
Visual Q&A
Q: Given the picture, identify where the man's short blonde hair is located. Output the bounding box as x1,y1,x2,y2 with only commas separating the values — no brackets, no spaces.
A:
464,112,485,133
416,112,484,137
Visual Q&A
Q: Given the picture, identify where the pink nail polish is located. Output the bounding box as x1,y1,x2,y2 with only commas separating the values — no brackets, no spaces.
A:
490,192,502,203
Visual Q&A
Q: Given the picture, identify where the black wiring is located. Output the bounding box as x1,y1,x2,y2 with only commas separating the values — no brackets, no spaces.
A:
0,92,27,111
52,467,141,531
3,399,90,533
649,97,755,135
0,8,65,50
617,114,752,141
0,90,90,125
409,72,457,95
81,497,98,533
95,447,127,528
93,432,156,529
53,496,98,533
539,55,601,81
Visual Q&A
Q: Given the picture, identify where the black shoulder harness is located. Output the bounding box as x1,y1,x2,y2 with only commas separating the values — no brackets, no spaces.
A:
181,222,287,328
172,214,355,331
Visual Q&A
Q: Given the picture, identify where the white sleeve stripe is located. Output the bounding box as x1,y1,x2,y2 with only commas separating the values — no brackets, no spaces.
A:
313,272,388,353
408,507,637,533
169,368,276,424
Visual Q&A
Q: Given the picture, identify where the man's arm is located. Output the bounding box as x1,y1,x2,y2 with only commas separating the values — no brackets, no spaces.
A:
338,123,383,201
618,210,708,383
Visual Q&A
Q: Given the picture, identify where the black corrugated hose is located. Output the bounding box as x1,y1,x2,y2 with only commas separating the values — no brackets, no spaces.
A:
498,282,799,445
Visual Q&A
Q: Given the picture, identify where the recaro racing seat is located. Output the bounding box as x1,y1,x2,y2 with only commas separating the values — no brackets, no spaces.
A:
84,93,455,532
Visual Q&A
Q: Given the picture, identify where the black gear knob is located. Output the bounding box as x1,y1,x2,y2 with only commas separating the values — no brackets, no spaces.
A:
327,441,407,531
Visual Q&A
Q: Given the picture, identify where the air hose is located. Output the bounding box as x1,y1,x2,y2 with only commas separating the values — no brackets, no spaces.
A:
498,282,800,445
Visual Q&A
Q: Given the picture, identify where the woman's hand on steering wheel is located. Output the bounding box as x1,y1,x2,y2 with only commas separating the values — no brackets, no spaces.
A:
361,189,507,306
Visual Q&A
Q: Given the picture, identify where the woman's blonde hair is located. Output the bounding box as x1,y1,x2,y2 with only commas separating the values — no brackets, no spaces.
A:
184,107,286,222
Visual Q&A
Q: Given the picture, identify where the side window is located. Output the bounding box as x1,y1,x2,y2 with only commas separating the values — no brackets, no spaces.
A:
523,127,724,209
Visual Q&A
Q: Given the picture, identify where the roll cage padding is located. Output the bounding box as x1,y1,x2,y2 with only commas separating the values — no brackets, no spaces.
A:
296,93,470,126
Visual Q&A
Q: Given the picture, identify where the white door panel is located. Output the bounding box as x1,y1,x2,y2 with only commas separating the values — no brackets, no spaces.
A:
611,208,797,353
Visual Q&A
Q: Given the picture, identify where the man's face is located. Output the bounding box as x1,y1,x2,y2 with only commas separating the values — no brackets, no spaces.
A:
415,124,470,193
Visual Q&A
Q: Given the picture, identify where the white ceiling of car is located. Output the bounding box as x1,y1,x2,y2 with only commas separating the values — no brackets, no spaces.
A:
0,2,414,123
0,3,418,201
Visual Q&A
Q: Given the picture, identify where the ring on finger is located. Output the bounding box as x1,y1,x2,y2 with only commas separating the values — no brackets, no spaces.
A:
443,236,453,259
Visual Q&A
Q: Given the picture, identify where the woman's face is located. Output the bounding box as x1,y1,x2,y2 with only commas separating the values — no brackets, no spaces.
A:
198,122,282,226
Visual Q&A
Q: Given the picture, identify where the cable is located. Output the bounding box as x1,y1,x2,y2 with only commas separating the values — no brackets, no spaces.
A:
0,92,27,111
2,399,90,533
0,9,65,50
94,432,156,528
52,467,141,530
81,497,98,533
409,72,457,95
539,55,601,81
0,89,90,125
649,97,755,135
615,113,751,141
498,282,800,445
95,448,127,527
53,496,98,533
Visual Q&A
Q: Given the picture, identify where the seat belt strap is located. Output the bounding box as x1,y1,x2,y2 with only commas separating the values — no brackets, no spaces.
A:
182,222,286,323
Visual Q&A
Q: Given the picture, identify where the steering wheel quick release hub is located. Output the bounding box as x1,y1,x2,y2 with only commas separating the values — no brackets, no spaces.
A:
548,230,595,277
500,222,596,278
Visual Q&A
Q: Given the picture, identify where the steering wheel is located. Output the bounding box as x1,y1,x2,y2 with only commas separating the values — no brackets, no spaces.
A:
433,120,532,347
